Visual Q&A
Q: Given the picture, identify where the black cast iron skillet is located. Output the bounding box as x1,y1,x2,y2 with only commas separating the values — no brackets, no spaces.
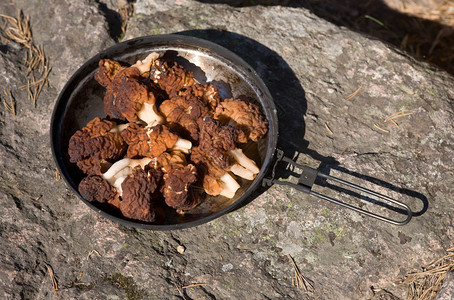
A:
51,34,412,230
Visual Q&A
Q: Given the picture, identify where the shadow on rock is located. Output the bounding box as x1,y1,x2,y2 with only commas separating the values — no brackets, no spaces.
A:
196,0,454,76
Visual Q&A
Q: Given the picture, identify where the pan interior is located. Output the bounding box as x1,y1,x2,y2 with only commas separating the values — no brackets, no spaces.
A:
53,36,276,229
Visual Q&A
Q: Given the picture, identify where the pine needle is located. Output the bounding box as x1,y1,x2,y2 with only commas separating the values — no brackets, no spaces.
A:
288,254,314,293
324,122,334,135
345,85,363,101
374,123,390,133
45,264,58,292
365,15,385,27
399,248,454,300
87,249,101,259
2,88,16,116
383,110,412,123
182,283,208,289
0,10,51,108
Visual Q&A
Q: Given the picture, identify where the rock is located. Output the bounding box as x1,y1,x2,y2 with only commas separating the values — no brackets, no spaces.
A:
435,272,454,300
0,0,453,299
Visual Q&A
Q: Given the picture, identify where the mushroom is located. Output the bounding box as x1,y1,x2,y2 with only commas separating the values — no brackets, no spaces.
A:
100,157,153,195
179,83,221,110
119,165,164,223
161,163,199,212
94,59,126,89
159,85,220,142
214,97,268,142
68,117,127,175
150,60,195,98
198,118,257,180
121,123,192,158
109,66,165,125
78,175,119,204
131,52,160,76
191,147,240,198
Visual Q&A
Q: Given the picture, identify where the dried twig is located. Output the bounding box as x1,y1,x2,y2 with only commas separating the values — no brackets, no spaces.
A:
45,264,58,292
55,168,61,180
288,254,314,293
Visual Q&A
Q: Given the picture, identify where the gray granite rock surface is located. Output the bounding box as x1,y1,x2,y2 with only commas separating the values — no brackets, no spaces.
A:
0,0,453,299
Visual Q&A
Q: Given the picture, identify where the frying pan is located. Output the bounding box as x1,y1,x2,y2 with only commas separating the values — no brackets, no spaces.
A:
50,34,412,230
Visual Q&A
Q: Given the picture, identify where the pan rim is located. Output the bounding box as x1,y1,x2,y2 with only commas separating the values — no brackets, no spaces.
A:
50,33,279,230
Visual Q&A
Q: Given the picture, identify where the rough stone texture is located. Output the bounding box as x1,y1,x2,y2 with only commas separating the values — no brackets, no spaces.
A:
1,0,453,299
435,272,454,300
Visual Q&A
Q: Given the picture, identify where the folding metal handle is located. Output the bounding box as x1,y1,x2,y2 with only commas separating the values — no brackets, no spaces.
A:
263,149,412,225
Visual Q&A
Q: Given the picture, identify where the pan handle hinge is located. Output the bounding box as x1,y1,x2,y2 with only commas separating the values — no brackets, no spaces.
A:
262,149,412,226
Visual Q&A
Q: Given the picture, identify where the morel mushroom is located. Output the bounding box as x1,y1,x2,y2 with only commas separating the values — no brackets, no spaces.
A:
120,165,164,223
191,147,240,198
214,98,268,142
79,175,119,204
68,117,127,175
94,59,126,89
121,123,192,158
150,60,195,98
159,87,219,142
179,83,221,110
101,157,153,195
100,65,164,125
161,163,198,211
199,118,258,180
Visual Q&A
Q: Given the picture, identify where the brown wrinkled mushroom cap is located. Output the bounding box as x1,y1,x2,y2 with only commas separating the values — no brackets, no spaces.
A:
198,118,246,169
214,98,268,142
180,83,221,111
152,152,187,169
79,175,119,204
160,90,215,142
107,67,157,122
120,165,164,223
151,60,194,98
94,59,126,89
68,117,126,175
121,123,179,158
190,147,226,196
76,158,112,175
162,164,199,211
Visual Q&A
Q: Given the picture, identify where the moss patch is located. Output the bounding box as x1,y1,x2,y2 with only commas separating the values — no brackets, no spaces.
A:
106,273,146,300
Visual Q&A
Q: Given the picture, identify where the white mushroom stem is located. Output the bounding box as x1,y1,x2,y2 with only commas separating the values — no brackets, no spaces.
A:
101,157,152,196
170,138,192,154
219,173,241,198
132,52,159,75
138,102,165,126
229,164,255,181
109,123,128,134
228,148,260,180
